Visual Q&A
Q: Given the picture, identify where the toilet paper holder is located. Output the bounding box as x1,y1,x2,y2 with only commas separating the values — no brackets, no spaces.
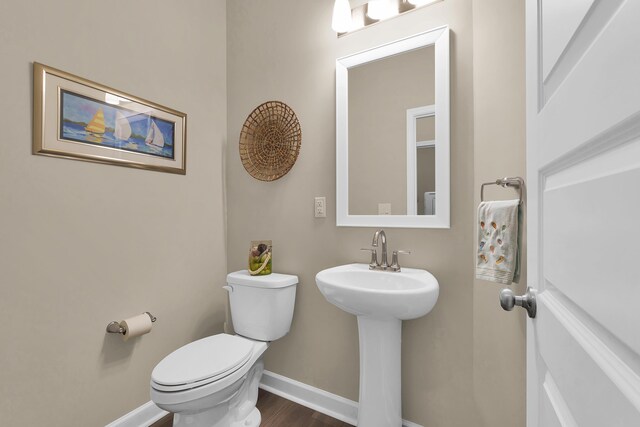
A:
106,312,156,334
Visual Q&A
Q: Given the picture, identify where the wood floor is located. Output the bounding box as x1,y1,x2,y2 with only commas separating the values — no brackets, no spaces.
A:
150,388,352,427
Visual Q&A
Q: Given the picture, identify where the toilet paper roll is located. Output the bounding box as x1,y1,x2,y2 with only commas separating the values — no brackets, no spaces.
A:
120,313,153,341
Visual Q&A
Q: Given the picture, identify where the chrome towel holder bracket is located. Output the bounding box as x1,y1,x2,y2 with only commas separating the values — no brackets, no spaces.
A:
106,312,156,335
480,177,524,204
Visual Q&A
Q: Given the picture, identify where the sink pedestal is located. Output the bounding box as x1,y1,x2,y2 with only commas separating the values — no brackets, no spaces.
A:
357,316,402,427
315,264,439,427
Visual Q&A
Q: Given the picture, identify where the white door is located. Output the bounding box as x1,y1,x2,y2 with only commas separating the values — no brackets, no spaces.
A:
526,1,640,426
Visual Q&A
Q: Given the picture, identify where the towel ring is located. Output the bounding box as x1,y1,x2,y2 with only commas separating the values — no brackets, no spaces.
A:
480,177,524,204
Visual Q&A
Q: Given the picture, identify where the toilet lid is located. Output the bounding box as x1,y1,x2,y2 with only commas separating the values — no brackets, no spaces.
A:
152,334,254,388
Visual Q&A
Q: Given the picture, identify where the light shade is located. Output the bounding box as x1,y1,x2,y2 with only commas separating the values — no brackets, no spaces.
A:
408,0,437,6
367,0,397,20
332,0,352,33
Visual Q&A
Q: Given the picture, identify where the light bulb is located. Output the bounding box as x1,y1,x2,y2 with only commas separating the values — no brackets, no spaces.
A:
332,0,352,33
367,0,397,20
408,0,436,6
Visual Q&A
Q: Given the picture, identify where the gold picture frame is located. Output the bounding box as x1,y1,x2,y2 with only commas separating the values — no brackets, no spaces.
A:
33,62,187,174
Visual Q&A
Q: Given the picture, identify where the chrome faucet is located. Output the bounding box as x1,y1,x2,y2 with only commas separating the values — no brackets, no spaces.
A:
361,229,411,271
372,229,388,269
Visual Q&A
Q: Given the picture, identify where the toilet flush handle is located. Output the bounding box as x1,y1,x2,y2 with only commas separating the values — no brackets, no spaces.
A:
223,285,233,293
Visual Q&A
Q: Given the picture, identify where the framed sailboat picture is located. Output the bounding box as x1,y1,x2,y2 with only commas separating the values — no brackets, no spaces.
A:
33,63,187,174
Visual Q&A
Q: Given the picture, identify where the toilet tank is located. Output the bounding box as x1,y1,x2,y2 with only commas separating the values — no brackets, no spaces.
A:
226,270,298,341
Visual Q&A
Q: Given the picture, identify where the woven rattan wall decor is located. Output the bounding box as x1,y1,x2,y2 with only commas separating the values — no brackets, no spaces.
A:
239,101,302,181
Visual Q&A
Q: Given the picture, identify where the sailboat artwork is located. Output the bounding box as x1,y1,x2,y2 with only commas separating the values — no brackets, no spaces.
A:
114,110,132,141
145,120,165,151
59,89,175,159
85,108,106,136
34,63,186,174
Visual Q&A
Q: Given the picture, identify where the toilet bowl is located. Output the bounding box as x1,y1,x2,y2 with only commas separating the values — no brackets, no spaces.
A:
150,270,298,427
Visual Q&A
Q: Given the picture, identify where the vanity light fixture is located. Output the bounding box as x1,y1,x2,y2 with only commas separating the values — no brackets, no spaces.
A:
332,0,352,33
334,0,443,35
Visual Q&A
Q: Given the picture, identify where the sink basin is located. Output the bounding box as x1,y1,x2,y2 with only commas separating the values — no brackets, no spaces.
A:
315,263,439,427
315,263,439,320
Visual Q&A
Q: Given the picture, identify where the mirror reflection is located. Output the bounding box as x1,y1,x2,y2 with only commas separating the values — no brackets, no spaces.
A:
347,45,436,216
416,115,436,215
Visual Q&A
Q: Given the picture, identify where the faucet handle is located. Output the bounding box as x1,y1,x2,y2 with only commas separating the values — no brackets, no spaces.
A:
360,248,379,270
390,250,411,272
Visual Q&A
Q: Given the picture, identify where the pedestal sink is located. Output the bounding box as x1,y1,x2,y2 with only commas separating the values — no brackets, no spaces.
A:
315,263,439,427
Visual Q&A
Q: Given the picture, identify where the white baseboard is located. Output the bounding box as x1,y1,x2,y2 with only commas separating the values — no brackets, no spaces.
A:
106,370,423,427
259,370,424,427
104,400,167,427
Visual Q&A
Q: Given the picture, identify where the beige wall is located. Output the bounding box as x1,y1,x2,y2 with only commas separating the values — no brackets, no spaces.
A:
0,1,227,425
348,47,434,215
227,1,479,425
472,1,527,426
417,115,436,141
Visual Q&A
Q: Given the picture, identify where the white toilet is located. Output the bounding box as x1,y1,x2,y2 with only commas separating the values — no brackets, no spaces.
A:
150,270,298,427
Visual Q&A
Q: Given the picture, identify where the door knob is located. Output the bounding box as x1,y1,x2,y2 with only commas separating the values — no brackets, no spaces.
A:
499,287,536,318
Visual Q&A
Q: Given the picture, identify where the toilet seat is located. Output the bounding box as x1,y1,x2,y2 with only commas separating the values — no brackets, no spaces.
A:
152,334,254,392
150,334,268,409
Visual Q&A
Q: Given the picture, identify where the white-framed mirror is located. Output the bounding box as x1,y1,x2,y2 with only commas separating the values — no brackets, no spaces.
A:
336,26,450,228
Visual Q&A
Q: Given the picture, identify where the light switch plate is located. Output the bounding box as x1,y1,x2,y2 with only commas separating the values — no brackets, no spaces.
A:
315,197,326,217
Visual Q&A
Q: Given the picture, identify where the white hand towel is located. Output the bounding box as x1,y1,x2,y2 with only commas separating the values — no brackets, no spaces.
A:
476,199,521,285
